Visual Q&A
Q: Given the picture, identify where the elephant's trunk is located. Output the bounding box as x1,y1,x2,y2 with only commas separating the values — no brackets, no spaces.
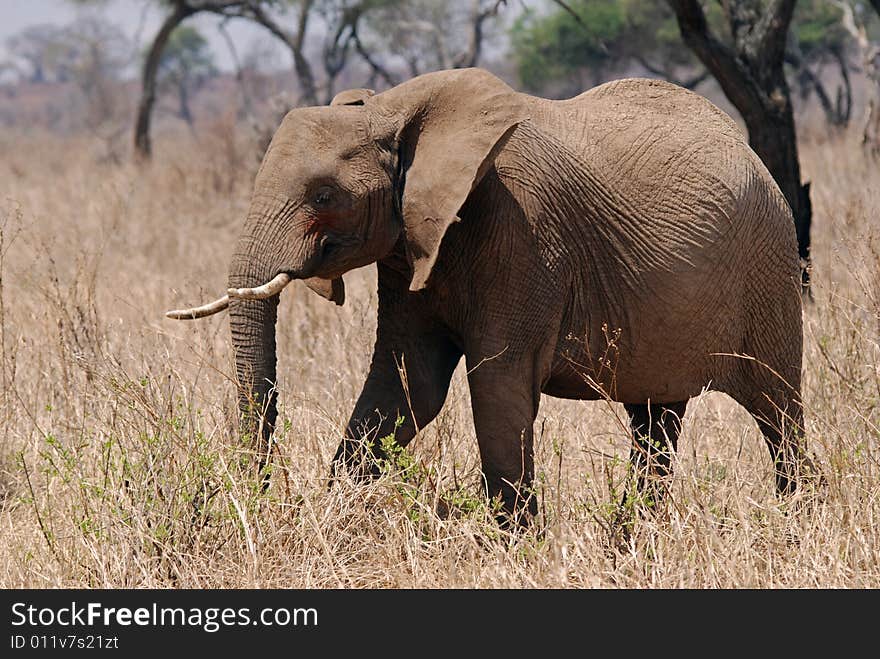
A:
228,299,279,466
226,195,321,471
228,247,283,468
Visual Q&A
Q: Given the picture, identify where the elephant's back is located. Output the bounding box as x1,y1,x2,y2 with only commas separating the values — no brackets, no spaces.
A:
558,78,797,276
520,77,793,262
572,78,743,139
526,79,750,197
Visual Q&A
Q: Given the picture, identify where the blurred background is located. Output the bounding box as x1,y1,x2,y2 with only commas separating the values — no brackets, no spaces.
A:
1,1,878,163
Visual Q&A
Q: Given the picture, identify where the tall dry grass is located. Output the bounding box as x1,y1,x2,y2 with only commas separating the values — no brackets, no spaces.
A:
0,116,877,588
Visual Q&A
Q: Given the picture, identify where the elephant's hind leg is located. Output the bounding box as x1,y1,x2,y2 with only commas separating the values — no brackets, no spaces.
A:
733,387,814,497
622,401,688,509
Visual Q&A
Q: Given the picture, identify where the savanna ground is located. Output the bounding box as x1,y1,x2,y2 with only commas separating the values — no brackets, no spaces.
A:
0,111,878,588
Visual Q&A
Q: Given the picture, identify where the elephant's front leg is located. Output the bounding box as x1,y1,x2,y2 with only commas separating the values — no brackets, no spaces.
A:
331,325,462,482
467,360,542,526
331,265,463,480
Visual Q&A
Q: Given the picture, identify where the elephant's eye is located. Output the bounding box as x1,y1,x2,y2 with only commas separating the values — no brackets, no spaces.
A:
313,187,335,208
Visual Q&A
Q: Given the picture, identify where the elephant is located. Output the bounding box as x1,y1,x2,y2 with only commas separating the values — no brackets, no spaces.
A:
167,67,812,523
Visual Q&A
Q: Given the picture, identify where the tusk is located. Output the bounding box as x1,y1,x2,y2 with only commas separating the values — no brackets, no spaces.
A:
227,272,292,300
166,295,230,320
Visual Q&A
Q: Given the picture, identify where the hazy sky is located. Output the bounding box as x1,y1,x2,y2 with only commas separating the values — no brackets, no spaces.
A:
1,0,280,73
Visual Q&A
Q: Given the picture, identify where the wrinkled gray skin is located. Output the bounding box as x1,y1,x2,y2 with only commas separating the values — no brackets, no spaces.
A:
215,68,808,522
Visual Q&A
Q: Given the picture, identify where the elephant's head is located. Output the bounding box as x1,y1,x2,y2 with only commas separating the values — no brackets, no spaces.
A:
166,68,526,453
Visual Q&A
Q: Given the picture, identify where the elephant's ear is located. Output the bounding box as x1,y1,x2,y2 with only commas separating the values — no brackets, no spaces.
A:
331,88,375,106
379,69,527,291
303,276,345,306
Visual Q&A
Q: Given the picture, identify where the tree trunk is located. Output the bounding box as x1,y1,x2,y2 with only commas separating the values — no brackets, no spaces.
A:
178,80,194,130
788,48,852,128
741,94,811,284
217,18,254,118
832,47,852,125
133,2,193,158
291,50,318,107
241,0,318,106
667,0,812,293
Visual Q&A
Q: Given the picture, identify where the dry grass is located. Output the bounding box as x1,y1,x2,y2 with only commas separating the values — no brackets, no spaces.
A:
0,118,877,589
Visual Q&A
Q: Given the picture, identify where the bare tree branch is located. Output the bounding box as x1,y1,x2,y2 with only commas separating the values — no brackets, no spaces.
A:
667,1,765,113
633,54,708,89
454,0,507,69
217,17,253,116
134,0,195,157
549,0,590,32
548,0,613,55
757,0,797,67
134,0,324,158
350,22,398,88
223,0,319,106
788,50,849,126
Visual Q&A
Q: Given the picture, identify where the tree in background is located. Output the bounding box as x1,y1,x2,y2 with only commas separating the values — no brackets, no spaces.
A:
311,0,398,102
510,1,712,97
298,0,505,104
362,0,506,79
134,0,199,158
615,0,714,88
5,19,130,88
512,1,876,128
219,29,285,117
511,1,627,94
131,0,283,158
132,0,330,157
840,0,880,156
787,0,856,127
156,26,217,128
129,0,508,157
5,18,131,130
62,17,132,130
5,25,71,84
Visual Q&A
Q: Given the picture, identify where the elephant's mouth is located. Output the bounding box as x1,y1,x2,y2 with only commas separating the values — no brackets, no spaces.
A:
166,233,356,320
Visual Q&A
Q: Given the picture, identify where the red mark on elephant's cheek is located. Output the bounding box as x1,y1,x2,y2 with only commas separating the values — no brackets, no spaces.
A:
305,210,347,234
